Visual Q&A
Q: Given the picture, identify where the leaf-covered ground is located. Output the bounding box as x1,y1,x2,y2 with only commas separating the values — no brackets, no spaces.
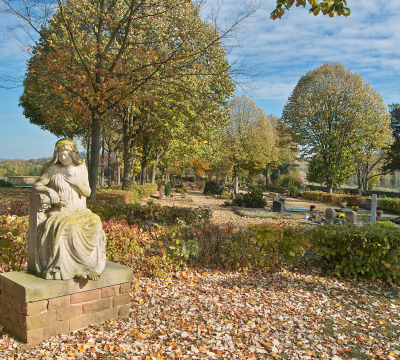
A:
1,188,399,359
0,269,399,359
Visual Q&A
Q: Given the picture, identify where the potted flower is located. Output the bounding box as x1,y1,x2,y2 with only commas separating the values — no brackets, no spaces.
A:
340,202,347,209
352,205,359,212
310,205,316,212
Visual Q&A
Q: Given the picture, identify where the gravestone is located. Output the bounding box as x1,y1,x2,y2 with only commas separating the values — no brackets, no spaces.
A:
344,210,357,225
273,200,285,212
325,208,336,224
371,194,377,225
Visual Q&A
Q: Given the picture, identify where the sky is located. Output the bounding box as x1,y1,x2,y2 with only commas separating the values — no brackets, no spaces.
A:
0,0,399,159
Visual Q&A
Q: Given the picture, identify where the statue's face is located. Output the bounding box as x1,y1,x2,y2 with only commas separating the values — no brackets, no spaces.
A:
58,150,73,166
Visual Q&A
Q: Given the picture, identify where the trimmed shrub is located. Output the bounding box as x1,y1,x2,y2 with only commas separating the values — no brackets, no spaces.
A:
266,185,286,194
165,182,172,197
0,180,13,187
218,191,231,199
204,181,222,195
233,188,266,208
302,191,359,206
310,224,400,282
377,197,400,214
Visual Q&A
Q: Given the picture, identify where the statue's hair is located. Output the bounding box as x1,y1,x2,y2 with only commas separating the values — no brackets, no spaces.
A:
41,138,84,175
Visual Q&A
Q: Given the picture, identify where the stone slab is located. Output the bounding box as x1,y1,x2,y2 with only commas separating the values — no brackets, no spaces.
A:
0,261,132,303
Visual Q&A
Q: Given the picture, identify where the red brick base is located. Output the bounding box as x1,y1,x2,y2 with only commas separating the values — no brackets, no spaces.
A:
0,282,130,343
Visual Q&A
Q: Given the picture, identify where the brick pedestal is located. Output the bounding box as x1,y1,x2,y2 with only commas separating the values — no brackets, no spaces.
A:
0,261,132,344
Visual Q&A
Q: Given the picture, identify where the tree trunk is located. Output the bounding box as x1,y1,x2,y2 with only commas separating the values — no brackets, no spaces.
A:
233,165,239,194
265,163,270,188
122,108,137,191
116,152,121,186
86,138,90,165
140,162,148,185
107,145,111,187
327,182,333,194
88,112,100,201
100,139,105,188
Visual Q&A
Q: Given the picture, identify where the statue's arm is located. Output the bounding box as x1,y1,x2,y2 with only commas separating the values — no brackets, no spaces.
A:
33,168,60,204
64,164,91,198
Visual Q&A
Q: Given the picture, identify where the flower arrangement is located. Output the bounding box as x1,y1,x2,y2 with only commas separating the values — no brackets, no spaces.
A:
338,213,345,219
352,205,359,212
310,205,316,211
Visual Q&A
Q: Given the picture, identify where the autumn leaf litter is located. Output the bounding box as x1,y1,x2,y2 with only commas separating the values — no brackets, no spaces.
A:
1,191,400,359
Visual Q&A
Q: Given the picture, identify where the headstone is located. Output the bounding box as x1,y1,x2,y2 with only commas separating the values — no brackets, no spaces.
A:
371,194,377,225
365,198,372,210
344,210,357,225
273,200,285,212
325,208,336,224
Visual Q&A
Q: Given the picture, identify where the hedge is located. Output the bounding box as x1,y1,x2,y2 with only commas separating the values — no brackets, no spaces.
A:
302,191,359,206
266,185,287,194
94,183,158,205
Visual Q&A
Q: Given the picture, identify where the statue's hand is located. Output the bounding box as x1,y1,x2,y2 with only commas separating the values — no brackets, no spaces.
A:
64,174,81,187
47,189,60,204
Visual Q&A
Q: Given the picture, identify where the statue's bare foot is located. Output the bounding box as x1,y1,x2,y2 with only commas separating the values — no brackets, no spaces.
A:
88,273,100,281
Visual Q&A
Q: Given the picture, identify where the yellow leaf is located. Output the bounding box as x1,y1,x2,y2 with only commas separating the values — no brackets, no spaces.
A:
248,321,253,325
68,354,76,358
297,341,302,346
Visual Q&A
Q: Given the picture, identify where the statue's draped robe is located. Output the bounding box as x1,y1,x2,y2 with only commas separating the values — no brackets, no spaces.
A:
35,165,106,280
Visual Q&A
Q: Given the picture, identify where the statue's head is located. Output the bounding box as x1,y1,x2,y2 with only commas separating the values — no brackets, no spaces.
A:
52,138,83,166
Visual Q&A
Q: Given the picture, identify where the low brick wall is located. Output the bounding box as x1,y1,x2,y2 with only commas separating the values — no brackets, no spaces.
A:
0,261,132,344
0,283,130,343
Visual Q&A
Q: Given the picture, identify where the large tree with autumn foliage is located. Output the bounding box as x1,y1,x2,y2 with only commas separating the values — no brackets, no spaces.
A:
281,62,392,193
16,0,245,199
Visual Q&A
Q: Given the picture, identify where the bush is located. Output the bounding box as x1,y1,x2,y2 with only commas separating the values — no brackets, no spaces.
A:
287,184,300,197
0,179,13,187
309,224,400,282
165,182,172,197
203,181,222,195
218,191,231,199
302,191,359,206
377,197,400,214
196,181,206,191
376,220,398,229
233,188,266,208
266,185,286,194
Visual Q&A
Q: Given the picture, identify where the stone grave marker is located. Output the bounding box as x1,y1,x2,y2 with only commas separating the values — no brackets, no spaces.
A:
344,210,357,225
371,194,377,225
325,208,336,224
273,200,285,212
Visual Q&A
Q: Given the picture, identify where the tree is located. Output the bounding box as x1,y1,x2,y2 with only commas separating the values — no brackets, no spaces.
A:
220,96,277,193
383,104,400,173
281,62,391,193
13,0,253,199
271,0,351,20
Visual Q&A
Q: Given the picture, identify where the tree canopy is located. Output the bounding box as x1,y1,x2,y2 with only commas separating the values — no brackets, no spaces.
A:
281,62,392,193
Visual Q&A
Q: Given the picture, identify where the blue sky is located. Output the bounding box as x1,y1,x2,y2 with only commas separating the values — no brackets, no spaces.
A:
0,0,399,159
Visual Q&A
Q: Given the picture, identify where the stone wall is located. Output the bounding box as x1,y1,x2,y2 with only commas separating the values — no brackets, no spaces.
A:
0,283,130,344
0,177,39,185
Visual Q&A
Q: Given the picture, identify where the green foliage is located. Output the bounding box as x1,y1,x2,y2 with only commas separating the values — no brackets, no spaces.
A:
266,185,287,194
302,191,359,206
233,188,266,208
377,197,400,215
282,62,391,192
287,184,300,197
89,201,211,226
93,184,158,206
218,191,231,199
309,224,400,282
203,181,222,195
0,180,13,187
165,182,172,197
383,103,400,173
376,221,398,229
0,215,28,272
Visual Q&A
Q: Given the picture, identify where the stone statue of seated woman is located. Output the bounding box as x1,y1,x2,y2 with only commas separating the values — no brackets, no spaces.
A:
29,138,106,281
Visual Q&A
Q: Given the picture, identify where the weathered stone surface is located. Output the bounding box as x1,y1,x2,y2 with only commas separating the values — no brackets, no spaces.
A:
0,261,132,302
56,304,82,321
48,295,70,310
119,282,130,294
113,293,130,307
69,314,95,332
70,289,101,304
22,311,56,330
22,300,48,316
1,303,10,318
82,298,112,314
325,208,336,224
43,319,69,340
101,285,119,298
118,304,130,318
344,210,357,225
94,307,119,323
272,200,285,212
